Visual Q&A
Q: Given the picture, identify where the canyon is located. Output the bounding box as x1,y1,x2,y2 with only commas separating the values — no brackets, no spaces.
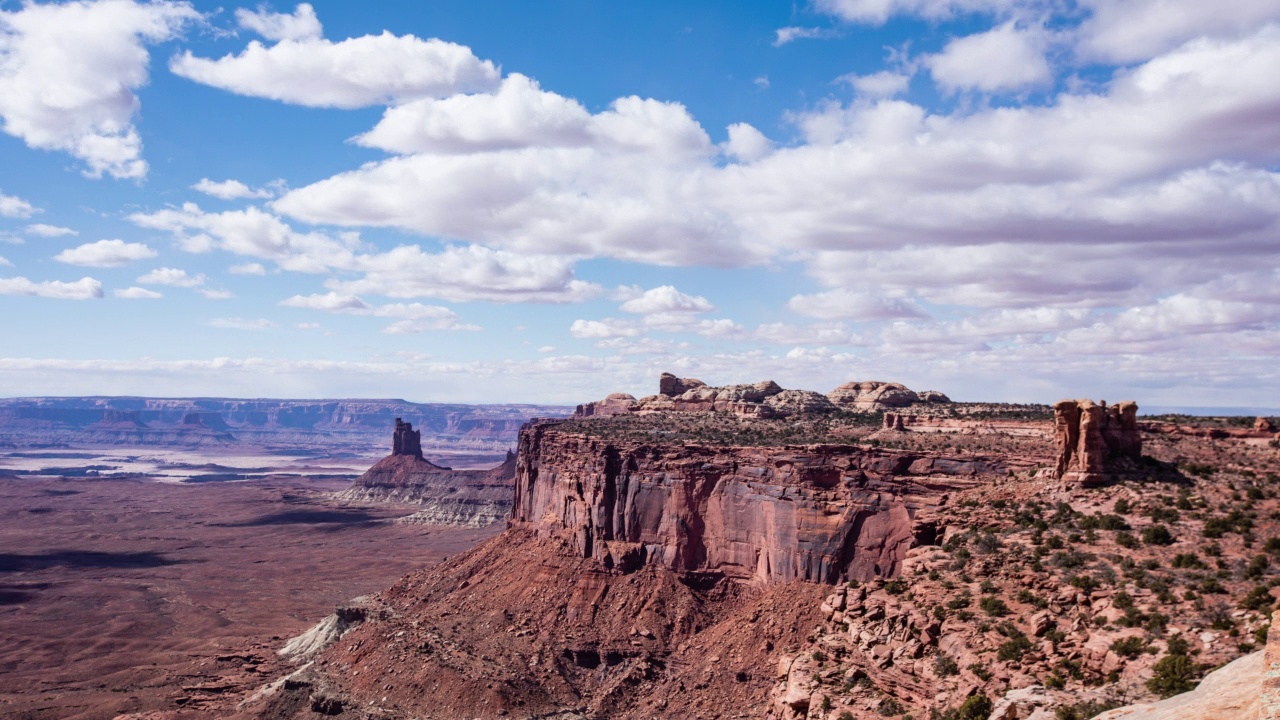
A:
7,377,1280,720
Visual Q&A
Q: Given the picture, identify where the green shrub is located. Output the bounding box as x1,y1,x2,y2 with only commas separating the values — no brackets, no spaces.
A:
957,694,993,720
934,654,960,677
947,593,973,610
997,634,1033,662
1143,525,1176,546
879,697,905,716
1109,636,1149,659
1241,584,1275,611
1171,552,1205,569
1147,654,1198,698
979,596,1011,617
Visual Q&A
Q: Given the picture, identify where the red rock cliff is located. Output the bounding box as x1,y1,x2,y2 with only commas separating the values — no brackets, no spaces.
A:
511,420,1006,584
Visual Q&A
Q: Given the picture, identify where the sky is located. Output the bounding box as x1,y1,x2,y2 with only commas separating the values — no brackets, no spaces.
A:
0,0,1277,406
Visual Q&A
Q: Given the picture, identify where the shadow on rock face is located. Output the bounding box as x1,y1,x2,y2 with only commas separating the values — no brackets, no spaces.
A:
221,509,384,527
0,551,180,573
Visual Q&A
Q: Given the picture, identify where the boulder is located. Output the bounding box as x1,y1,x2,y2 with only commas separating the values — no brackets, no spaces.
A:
1257,417,1277,434
574,393,637,418
828,381,920,411
659,373,706,397
764,389,835,416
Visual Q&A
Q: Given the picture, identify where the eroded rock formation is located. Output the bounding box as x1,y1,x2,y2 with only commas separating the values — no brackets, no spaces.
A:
337,422,516,527
391,417,422,458
1053,399,1141,486
827,382,950,412
659,372,706,397
512,420,1004,583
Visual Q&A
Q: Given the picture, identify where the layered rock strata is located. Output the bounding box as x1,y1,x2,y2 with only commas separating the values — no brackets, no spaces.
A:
338,452,516,528
512,420,1005,583
1053,399,1141,486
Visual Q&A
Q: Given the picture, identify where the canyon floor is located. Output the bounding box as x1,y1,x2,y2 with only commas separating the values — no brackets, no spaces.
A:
0,450,501,720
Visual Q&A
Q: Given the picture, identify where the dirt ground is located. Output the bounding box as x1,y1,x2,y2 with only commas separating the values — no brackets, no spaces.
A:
0,470,497,719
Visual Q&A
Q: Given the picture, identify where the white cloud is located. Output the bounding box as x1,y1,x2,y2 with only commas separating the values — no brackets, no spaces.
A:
0,275,102,299
0,0,198,179
137,267,205,287
1076,0,1280,64
841,70,912,98
773,26,839,46
355,74,711,158
208,317,275,330
229,262,266,275
755,322,858,345
0,255,9,266
618,285,714,314
815,0,1014,24
114,286,161,299
0,191,36,218
234,3,322,42
296,322,320,330
129,203,359,272
788,289,928,320
54,239,157,267
280,291,478,332
199,288,233,300
129,203,600,303
537,346,556,353
570,318,640,339
722,123,773,162
926,23,1051,93
170,6,499,109
192,178,273,200
24,223,77,237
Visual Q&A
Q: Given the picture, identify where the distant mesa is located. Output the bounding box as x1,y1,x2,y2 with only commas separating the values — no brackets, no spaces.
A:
180,411,231,431
1052,398,1142,487
575,373,951,419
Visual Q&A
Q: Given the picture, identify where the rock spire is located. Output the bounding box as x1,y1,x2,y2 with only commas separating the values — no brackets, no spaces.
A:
392,418,423,459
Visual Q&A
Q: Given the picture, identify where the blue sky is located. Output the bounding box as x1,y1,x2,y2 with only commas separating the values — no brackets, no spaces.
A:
0,0,1277,405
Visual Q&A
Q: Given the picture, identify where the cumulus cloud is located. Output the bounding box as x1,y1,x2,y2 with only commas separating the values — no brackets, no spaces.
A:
569,318,640,339
722,123,772,162
0,191,36,218
129,203,599,303
137,267,205,287
773,26,840,46
279,291,478,332
208,317,275,330
754,322,859,345
841,71,912,98
24,223,77,237
234,2,322,42
354,74,711,158
54,239,157,267
815,0,1014,24
0,0,198,178
199,288,233,300
618,285,714,314
926,23,1052,93
0,275,102,299
192,178,274,200
170,5,499,108
788,289,928,321
114,286,161,299
229,262,267,275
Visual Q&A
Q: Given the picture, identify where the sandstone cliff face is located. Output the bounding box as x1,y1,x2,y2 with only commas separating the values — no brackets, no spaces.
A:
512,421,1004,584
1053,399,1141,486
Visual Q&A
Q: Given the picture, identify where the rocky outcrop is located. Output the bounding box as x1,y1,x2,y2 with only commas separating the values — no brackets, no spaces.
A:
574,393,637,418
883,412,906,431
1053,399,1141,486
659,372,706,397
1258,417,1277,434
392,418,422,458
827,381,951,411
512,421,1004,584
